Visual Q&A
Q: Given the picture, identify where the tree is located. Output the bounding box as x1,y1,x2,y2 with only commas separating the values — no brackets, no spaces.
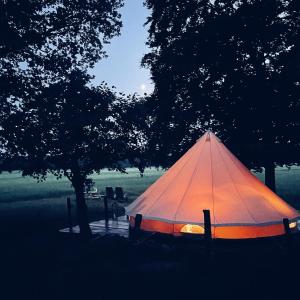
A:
143,0,300,190
0,0,123,75
2,70,134,239
0,0,124,168
0,0,125,238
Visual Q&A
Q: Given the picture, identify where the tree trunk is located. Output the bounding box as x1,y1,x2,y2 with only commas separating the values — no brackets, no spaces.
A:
265,162,276,193
72,176,92,240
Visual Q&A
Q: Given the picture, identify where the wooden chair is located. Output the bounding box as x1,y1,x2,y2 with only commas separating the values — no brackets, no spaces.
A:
115,187,128,202
106,187,115,200
84,180,100,199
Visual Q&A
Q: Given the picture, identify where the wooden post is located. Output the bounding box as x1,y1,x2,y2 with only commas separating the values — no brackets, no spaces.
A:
283,218,291,236
283,218,292,248
134,214,143,231
103,196,109,226
112,202,117,220
203,209,212,257
67,197,73,234
129,214,143,241
203,209,212,240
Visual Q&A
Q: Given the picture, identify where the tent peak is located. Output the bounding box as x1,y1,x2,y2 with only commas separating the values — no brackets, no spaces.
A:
198,131,220,143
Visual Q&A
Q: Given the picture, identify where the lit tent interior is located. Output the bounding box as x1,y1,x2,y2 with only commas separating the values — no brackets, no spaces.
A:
126,132,300,239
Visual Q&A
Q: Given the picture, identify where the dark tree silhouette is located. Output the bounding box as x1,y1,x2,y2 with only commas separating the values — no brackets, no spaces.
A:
0,0,123,168
143,0,300,190
0,0,125,237
0,0,123,75
2,70,135,239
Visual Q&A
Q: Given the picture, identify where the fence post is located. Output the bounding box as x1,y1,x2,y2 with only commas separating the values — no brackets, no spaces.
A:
134,214,143,231
67,197,73,234
203,209,212,256
283,218,291,235
129,214,143,241
203,209,212,240
283,218,292,249
103,196,109,227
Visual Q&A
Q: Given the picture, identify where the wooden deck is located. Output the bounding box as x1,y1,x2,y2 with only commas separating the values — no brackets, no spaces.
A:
60,215,129,238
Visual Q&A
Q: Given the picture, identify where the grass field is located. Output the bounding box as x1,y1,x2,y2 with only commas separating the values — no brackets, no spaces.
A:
0,168,164,234
1,166,299,204
0,167,299,234
0,167,164,203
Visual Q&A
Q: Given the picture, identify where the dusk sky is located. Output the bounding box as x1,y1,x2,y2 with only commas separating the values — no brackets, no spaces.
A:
90,0,153,95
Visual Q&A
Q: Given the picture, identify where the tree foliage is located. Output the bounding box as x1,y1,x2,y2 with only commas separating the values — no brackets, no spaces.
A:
0,0,124,155
143,0,300,189
0,0,123,73
0,0,126,237
2,70,139,237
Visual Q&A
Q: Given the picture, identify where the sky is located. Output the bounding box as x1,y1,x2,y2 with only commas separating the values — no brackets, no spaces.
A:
89,0,153,95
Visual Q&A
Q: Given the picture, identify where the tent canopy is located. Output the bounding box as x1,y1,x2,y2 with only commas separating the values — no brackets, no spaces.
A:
126,132,300,239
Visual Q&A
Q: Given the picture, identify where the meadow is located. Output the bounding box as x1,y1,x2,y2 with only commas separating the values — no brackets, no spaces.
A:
0,168,163,233
0,167,299,234
0,167,164,203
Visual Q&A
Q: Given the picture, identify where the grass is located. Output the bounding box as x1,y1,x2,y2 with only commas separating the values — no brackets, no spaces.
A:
0,166,299,235
254,166,300,209
1,166,299,205
0,167,164,203
0,168,164,234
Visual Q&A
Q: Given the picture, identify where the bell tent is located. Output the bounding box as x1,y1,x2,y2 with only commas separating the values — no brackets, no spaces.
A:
126,132,300,239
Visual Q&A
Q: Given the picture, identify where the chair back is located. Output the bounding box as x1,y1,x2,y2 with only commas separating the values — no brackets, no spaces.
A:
115,187,124,200
106,187,114,199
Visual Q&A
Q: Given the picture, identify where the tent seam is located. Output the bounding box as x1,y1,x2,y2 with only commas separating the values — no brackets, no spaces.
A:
215,140,258,224
143,138,204,216
209,134,217,235
139,139,205,202
173,136,207,222
220,143,287,220
127,137,205,213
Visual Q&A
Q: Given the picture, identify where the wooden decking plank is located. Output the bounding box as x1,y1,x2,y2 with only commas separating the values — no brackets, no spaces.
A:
59,216,130,238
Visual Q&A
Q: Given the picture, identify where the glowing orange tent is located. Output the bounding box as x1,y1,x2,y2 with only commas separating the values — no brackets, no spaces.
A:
126,132,300,239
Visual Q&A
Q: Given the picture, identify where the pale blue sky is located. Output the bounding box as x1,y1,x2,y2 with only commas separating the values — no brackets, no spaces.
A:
90,0,153,95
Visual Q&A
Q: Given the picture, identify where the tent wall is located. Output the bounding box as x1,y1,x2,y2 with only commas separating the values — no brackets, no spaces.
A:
129,216,290,239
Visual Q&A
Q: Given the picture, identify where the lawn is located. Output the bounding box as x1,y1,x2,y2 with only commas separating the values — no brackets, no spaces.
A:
0,166,299,235
0,168,164,234
0,167,164,203
255,166,300,209
1,166,299,203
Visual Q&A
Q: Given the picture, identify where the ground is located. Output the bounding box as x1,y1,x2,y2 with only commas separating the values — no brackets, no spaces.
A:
0,168,163,235
0,167,299,299
1,166,299,235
